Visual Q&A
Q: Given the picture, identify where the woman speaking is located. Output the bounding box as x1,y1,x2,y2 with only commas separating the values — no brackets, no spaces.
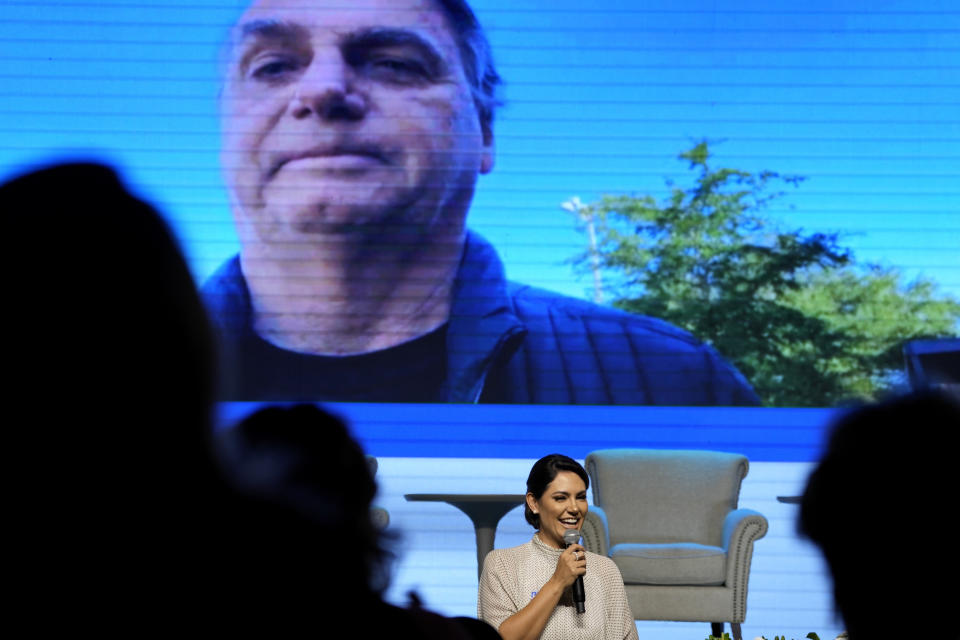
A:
478,454,638,640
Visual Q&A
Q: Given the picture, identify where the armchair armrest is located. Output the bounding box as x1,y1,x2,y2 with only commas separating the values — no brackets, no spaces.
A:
721,508,768,620
581,505,610,556
722,508,768,551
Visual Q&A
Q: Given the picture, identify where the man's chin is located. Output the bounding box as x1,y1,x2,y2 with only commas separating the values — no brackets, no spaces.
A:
289,216,376,236
262,190,438,238
286,208,436,244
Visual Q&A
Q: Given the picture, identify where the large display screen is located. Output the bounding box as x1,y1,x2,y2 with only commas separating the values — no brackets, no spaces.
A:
5,5,950,636
2,0,956,406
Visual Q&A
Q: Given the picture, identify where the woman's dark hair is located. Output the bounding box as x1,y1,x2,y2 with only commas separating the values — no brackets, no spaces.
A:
524,454,589,529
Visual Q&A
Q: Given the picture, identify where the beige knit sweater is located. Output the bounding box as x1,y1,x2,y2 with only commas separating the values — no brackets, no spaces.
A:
478,534,639,640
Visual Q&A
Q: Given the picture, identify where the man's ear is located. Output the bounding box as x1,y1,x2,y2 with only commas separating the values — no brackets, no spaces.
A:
480,122,495,174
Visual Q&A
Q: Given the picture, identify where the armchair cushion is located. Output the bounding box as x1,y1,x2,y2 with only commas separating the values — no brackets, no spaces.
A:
610,542,726,585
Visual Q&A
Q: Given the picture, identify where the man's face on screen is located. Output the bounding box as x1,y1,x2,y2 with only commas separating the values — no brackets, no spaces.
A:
220,0,493,244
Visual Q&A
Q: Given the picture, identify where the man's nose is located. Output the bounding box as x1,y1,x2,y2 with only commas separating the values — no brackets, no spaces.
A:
290,55,366,122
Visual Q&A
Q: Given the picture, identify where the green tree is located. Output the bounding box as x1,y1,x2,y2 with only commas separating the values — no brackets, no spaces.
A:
781,266,960,401
568,142,960,406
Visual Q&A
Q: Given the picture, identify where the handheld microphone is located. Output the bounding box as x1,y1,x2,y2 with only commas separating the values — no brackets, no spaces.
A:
562,528,586,614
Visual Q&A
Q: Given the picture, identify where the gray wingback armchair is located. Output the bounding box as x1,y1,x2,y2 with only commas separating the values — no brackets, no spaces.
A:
582,449,768,640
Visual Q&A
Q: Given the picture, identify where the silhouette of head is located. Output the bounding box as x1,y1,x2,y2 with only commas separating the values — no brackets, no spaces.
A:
2,161,224,619
215,403,391,594
3,162,215,425
799,391,960,639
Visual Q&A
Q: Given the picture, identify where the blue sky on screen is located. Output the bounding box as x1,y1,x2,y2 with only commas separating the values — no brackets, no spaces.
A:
1,0,957,301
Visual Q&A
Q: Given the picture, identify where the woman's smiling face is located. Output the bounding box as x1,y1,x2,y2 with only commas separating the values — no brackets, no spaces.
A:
527,470,588,549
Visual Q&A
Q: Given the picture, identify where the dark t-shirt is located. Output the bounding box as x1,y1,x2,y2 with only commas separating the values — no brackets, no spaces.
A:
228,324,449,402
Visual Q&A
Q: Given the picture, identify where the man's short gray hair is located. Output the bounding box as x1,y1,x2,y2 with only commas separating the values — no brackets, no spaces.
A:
432,0,502,134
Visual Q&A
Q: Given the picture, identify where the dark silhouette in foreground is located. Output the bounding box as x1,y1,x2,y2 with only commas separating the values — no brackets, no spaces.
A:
3,163,499,636
217,404,501,636
4,163,221,611
799,391,960,640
